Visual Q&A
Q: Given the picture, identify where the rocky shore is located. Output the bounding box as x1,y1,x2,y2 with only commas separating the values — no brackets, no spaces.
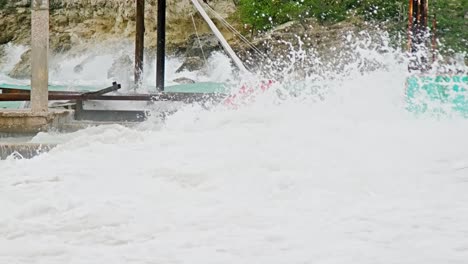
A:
2,0,454,80
0,0,245,78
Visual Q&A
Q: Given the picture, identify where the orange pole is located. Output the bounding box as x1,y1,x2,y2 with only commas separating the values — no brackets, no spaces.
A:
432,14,437,62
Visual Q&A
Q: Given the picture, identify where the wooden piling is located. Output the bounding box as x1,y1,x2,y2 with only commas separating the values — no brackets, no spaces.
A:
156,0,166,91
31,0,49,113
135,0,145,88
408,0,429,52
408,0,414,51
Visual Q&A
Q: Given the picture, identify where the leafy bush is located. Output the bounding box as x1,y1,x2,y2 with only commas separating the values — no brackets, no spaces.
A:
238,0,467,52
0,0,8,9
238,0,302,31
431,0,468,52
238,0,407,31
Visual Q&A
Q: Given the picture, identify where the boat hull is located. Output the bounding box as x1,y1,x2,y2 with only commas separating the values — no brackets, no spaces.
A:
406,75,468,117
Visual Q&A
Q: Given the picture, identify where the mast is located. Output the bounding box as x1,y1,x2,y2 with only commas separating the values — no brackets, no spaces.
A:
156,0,166,91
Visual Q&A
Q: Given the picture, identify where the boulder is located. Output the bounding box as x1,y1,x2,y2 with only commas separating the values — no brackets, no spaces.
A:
50,33,72,53
0,34,14,45
0,0,239,57
173,77,196,84
184,34,222,58
0,19,14,45
14,0,29,8
8,49,31,80
107,54,133,79
176,56,205,73
73,64,84,73
0,45,5,66
174,34,223,73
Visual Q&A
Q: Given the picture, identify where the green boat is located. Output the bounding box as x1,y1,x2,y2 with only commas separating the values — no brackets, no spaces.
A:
406,75,468,117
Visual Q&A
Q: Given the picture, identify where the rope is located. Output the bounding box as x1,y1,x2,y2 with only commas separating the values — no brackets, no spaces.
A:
202,3,268,59
205,4,266,57
191,14,208,65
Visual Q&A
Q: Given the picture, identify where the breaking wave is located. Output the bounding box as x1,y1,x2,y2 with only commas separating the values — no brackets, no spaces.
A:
1,31,468,263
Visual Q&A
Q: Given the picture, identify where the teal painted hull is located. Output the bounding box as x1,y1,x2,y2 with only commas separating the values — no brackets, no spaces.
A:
0,82,228,109
406,75,468,117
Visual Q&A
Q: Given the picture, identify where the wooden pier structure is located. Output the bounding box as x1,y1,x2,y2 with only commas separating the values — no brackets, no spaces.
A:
0,0,228,135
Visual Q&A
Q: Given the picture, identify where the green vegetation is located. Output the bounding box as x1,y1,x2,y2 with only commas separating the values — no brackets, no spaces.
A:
431,0,468,52
238,0,467,52
0,0,8,9
238,0,408,28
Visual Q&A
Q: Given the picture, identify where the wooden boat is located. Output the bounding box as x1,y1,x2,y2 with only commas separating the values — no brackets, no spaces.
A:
404,0,468,117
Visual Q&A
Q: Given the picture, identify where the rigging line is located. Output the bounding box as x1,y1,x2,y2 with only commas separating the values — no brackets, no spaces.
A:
190,0,249,73
213,17,267,60
204,5,265,56
202,3,267,58
191,14,208,66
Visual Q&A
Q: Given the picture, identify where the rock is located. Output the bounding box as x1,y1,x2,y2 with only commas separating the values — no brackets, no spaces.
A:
174,34,222,73
271,21,307,35
14,0,29,8
50,33,72,53
55,14,69,25
8,49,31,80
184,34,222,58
0,45,5,66
0,31,14,45
107,54,133,79
465,12,468,20
73,64,84,73
0,0,240,56
173,77,196,84
176,56,205,73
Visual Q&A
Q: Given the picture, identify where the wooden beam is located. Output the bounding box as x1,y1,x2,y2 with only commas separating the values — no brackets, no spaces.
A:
31,0,49,112
156,0,166,91
135,0,145,88
0,92,228,103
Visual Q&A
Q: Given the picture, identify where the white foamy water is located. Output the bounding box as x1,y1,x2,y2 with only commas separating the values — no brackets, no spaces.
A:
0,42,237,90
1,36,468,263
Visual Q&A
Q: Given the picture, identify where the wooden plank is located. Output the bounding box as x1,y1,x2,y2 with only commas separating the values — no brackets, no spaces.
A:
135,0,145,87
81,82,121,96
0,92,227,103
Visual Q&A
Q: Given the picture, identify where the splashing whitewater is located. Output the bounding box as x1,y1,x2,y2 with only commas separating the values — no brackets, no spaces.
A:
1,32,468,263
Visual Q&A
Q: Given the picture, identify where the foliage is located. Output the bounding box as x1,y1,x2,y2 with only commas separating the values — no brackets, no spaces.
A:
238,0,408,29
238,0,467,52
238,0,302,31
431,0,468,52
0,0,8,9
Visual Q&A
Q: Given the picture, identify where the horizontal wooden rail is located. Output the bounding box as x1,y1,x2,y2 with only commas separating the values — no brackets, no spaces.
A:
0,92,227,103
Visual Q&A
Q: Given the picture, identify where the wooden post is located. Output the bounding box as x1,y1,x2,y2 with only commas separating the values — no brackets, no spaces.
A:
135,0,145,88
408,0,431,71
31,0,49,112
156,0,166,91
408,0,414,51
432,14,437,62
409,0,429,52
